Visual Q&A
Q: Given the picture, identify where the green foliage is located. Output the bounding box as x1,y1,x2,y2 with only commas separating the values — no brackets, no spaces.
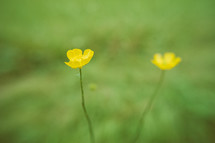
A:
0,0,215,143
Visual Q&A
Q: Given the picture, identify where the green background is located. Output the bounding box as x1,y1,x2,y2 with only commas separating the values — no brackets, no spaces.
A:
0,0,215,143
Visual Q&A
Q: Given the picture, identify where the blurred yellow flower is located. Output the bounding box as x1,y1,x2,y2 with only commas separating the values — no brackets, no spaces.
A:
152,52,181,70
65,49,94,69
88,83,98,91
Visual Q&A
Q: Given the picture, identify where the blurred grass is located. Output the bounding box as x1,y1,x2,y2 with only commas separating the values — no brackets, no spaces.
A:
0,0,215,143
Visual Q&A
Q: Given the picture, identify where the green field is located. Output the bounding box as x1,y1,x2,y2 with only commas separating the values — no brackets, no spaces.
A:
0,0,215,143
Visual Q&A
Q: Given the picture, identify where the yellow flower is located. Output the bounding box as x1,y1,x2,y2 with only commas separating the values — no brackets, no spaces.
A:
152,52,181,70
65,49,94,69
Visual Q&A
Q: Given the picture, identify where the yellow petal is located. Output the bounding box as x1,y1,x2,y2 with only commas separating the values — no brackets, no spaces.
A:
164,52,175,63
82,49,94,66
71,59,82,68
65,62,71,67
152,59,160,67
65,59,82,69
166,56,181,70
67,49,82,60
164,64,173,70
152,52,181,70
173,57,181,66
152,54,164,70
154,54,163,64
159,65,168,70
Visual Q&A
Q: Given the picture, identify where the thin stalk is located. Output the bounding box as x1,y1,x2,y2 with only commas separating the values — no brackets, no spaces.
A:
79,68,95,143
133,70,165,143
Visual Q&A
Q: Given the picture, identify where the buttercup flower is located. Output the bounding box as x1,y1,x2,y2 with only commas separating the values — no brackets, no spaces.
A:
152,52,181,70
65,48,95,143
65,49,94,69
134,53,181,142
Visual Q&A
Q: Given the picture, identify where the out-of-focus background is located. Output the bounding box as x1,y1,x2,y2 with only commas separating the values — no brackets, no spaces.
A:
0,0,215,143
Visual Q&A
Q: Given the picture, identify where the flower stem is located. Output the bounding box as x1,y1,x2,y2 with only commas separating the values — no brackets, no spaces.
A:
133,70,165,143
79,68,95,143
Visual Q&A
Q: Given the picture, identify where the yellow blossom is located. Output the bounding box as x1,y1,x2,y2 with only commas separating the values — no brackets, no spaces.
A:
65,49,94,69
152,52,181,70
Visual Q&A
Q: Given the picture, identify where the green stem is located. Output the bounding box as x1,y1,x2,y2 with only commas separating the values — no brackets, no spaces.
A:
133,70,165,143
79,68,95,143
